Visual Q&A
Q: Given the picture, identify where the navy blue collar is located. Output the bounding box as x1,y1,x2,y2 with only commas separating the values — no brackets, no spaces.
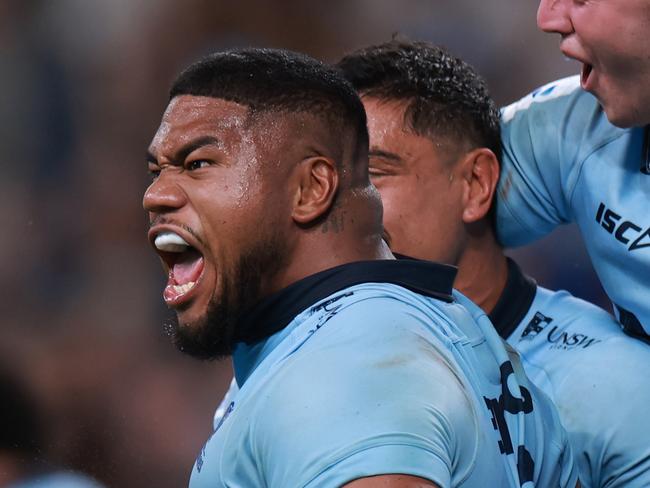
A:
489,258,537,339
238,258,457,345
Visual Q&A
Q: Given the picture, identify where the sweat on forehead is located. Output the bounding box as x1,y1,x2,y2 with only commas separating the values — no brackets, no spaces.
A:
149,95,352,183
166,48,369,168
149,96,248,155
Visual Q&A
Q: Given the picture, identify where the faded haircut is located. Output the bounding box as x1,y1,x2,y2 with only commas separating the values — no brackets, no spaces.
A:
336,39,501,162
170,47,369,166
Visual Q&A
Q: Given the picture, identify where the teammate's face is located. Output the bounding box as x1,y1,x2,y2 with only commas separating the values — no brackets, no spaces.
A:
143,95,290,359
364,97,467,265
537,0,650,127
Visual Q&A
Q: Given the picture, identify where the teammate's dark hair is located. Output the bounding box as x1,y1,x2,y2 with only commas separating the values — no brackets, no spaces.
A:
336,40,501,162
170,48,369,166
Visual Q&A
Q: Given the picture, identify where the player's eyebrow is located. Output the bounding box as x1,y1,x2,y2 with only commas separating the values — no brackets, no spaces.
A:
369,148,404,166
146,135,223,165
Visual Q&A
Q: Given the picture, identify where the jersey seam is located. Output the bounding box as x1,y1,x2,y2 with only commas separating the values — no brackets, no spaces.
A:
566,130,629,210
498,190,542,240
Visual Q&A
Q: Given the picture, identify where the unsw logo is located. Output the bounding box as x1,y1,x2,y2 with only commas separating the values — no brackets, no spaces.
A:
520,312,602,350
521,312,552,340
595,202,650,251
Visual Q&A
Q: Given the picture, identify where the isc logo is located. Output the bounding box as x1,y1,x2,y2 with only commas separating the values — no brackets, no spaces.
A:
595,202,650,251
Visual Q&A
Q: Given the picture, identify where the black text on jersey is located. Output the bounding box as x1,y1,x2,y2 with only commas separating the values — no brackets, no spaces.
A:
595,202,650,251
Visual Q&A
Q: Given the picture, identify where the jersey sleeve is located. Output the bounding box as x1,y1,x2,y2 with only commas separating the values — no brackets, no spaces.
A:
251,300,477,488
497,76,596,246
551,338,650,488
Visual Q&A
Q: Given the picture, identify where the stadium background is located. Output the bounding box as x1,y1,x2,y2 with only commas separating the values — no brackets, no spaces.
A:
2,1,606,486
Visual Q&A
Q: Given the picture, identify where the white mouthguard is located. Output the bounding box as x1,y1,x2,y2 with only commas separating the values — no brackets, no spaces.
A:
154,232,190,252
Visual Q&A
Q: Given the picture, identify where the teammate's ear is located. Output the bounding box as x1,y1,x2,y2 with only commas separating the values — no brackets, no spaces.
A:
291,156,339,225
461,148,500,224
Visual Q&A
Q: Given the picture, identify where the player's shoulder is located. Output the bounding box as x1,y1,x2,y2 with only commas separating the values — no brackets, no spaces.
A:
272,282,446,352
501,75,600,122
501,76,625,143
531,290,650,484
534,286,616,326
251,288,480,487
246,282,474,412
521,285,650,376
317,282,479,346
265,290,472,404
501,75,583,121
257,286,477,424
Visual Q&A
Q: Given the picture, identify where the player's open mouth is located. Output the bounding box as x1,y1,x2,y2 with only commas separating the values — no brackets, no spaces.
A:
153,231,205,307
581,63,593,89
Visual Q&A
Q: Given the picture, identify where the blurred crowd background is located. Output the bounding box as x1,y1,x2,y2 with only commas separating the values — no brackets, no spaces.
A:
1,1,608,486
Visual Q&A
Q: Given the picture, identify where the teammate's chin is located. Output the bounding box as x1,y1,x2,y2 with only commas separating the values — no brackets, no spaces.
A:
601,101,643,129
590,75,642,128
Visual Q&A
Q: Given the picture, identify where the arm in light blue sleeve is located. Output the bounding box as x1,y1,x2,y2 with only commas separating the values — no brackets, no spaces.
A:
497,76,592,247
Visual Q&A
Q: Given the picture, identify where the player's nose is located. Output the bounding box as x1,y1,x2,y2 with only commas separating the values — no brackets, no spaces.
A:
537,0,573,35
143,171,188,214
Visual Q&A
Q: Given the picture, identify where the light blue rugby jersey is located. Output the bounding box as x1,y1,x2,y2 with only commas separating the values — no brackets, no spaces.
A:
490,259,650,488
498,75,650,339
192,259,577,488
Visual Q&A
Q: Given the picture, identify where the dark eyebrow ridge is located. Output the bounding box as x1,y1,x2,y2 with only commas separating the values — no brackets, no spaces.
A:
368,148,403,164
146,135,222,165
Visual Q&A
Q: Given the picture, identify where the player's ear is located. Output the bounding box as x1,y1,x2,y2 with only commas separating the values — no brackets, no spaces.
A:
291,156,339,225
460,147,500,224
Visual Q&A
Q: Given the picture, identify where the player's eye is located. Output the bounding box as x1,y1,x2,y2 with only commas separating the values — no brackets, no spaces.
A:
368,156,399,178
369,166,388,178
186,160,210,171
148,165,161,181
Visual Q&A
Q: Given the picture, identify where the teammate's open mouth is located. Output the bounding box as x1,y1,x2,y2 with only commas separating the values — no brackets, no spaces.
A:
581,63,593,87
154,231,205,306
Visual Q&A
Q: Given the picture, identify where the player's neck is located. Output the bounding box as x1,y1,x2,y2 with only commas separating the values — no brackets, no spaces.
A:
266,223,392,297
291,235,392,280
260,189,392,296
454,231,508,315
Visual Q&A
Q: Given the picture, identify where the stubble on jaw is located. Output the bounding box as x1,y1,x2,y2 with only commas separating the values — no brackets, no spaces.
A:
164,227,289,360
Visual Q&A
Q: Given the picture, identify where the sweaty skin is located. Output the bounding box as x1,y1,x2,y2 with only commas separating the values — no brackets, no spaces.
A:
144,95,391,358
145,96,291,334
365,97,508,312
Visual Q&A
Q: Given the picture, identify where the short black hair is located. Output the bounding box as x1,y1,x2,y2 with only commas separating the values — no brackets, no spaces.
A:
336,40,501,162
170,48,368,164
